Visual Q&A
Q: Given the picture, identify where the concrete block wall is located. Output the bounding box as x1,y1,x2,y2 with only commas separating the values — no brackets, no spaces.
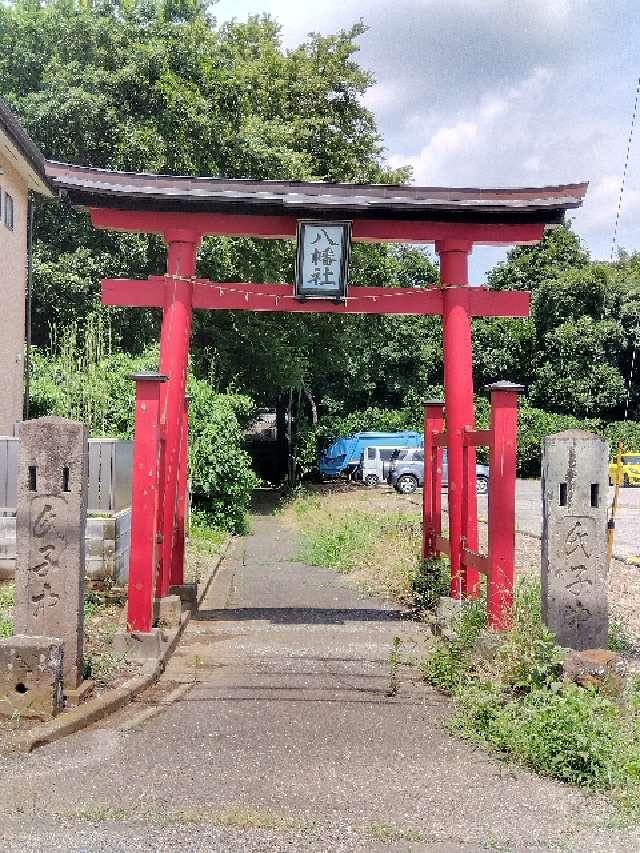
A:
0,508,131,584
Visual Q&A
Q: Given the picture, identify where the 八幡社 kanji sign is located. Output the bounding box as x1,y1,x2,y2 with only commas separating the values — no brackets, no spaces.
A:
295,220,351,299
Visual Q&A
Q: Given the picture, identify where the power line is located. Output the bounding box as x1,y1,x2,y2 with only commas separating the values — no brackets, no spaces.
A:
610,75,640,262
609,75,640,421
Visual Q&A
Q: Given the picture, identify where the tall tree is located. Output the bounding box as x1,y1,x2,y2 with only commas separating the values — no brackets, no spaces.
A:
0,1,407,361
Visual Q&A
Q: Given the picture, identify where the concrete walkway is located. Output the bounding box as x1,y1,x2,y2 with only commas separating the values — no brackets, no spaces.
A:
0,501,637,851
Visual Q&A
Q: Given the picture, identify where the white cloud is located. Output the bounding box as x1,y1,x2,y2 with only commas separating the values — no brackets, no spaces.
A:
212,0,640,269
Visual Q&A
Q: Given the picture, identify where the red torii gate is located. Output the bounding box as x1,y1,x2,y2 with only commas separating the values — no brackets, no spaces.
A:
45,163,587,634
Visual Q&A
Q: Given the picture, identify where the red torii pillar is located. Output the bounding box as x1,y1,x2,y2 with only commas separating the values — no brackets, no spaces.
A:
437,240,479,600
156,230,200,599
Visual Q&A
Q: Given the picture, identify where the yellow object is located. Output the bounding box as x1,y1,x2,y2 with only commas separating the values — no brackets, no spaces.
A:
607,443,623,566
608,451,640,487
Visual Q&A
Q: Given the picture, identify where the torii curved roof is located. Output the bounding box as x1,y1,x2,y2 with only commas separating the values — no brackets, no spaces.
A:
44,161,587,226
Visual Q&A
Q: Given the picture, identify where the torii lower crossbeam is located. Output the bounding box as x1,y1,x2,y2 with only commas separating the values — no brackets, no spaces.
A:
102,277,531,316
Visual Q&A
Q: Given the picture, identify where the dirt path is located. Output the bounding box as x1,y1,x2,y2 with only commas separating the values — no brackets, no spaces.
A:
0,497,638,851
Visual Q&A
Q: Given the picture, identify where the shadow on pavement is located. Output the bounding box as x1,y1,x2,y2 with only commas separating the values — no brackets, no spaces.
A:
250,488,282,516
195,607,403,625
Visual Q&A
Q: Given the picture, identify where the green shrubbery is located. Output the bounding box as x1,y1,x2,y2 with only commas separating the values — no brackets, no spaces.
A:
188,382,259,533
455,681,626,789
0,583,14,638
29,319,258,532
422,577,640,794
410,557,451,612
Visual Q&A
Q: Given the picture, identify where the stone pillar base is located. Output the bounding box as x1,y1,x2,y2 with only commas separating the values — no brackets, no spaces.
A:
153,595,183,628
112,628,162,662
428,596,464,640
64,679,95,708
473,629,506,661
169,582,198,611
0,636,64,721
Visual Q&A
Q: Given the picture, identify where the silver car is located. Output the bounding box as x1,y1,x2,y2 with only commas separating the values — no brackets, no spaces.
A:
388,448,489,494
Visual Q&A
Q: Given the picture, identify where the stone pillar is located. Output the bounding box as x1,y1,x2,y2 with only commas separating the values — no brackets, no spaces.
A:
541,430,609,650
14,417,88,688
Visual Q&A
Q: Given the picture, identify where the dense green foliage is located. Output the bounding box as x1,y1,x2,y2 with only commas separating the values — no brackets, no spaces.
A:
1,1,638,483
423,578,640,792
485,230,640,421
187,381,259,532
30,321,257,531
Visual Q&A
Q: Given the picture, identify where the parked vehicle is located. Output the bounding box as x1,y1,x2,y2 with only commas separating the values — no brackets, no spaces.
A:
388,448,489,494
318,431,422,478
608,453,640,487
360,445,406,486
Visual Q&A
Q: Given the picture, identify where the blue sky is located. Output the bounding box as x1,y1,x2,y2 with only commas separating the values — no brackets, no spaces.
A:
213,0,639,282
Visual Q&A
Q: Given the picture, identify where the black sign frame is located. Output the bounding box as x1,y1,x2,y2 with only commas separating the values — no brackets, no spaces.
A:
294,220,352,301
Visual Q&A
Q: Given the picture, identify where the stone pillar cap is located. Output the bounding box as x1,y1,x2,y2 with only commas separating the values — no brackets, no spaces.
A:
128,372,168,382
423,399,445,406
485,381,525,393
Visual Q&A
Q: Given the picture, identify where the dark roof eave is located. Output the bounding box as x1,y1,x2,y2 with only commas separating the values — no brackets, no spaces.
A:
58,185,570,225
45,161,588,222
0,99,52,194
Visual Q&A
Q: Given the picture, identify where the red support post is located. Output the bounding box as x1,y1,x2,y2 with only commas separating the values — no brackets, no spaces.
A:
436,239,479,600
423,400,445,559
157,230,201,599
127,372,167,633
487,381,524,629
170,393,190,587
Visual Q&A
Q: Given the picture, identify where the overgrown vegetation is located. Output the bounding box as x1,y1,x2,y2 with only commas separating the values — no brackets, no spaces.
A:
0,578,132,688
30,315,258,531
185,512,229,585
0,582,15,638
285,488,423,604
300,509,383,573
423,577,640,803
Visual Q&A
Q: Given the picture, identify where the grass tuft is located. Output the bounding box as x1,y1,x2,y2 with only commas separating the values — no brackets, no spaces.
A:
0,582,15,637
365,822,428,843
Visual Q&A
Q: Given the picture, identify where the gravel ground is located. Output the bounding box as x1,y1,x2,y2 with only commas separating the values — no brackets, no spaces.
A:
2,497,640,851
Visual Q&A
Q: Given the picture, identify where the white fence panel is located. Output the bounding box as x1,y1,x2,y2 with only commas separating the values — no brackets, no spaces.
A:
0,436,132,513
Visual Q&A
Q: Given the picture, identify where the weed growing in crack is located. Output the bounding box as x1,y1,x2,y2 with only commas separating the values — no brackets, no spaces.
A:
387,635,401,697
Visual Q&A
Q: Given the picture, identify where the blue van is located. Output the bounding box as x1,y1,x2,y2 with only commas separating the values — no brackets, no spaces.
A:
318,431,423,478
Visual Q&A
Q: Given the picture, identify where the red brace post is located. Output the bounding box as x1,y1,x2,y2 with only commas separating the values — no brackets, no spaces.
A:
170,393,191,588
486,381,524,630
436,239,479,600
127,372,167,633
423,400,445,560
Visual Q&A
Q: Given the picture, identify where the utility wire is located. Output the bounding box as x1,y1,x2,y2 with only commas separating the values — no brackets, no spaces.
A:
609,76,640,421
610,75,640,263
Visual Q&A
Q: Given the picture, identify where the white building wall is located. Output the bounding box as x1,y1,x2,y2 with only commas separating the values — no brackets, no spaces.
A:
0,155,28,435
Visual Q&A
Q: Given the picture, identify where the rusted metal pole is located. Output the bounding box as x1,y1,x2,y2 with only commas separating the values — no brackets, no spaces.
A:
127,372,167,633
486,381,523,629
436,240,479,600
